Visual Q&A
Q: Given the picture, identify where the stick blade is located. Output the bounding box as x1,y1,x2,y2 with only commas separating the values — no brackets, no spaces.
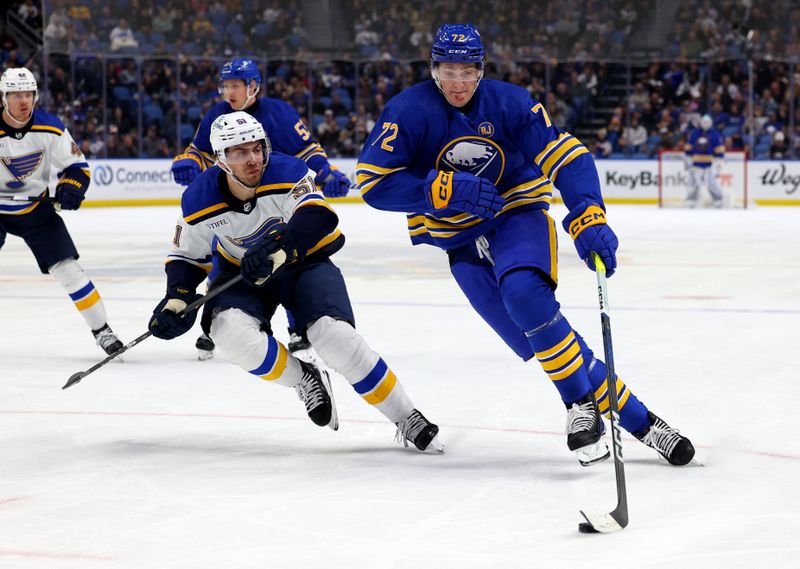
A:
579,510,626,534
62,372,86,390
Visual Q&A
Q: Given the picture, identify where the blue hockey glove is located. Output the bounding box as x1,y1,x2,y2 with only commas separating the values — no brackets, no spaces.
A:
149,288,203,340
54,178,87,210
240,223,301,287
171,154,202,186
563,202,619,276
315,164,351,198
424,170,504,219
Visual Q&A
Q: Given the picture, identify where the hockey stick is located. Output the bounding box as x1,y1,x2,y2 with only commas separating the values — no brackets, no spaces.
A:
62,273,244,390
0,193,61,210
578,252,629,534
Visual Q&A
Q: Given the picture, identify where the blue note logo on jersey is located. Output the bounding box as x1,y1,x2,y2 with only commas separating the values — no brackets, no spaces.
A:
2,151,45,189
224,217,283,250
436,136,505,184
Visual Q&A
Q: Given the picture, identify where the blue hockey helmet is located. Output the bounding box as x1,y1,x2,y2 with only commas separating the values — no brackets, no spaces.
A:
219,58,262,90
430,24,485,65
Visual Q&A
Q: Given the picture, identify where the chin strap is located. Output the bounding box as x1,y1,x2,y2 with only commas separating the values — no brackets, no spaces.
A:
219,160,265,194
233,84,259,111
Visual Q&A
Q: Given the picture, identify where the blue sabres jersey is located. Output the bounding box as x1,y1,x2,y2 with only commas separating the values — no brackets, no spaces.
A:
356,79,603,249
166,152,343,291
185,98,327,172
685,128,725,169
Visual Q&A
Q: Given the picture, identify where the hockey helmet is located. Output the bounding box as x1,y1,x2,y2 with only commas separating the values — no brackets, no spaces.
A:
431,24,485,65
0,67,39,109
219,58,262,90
210,111,271,173
700,114,713,130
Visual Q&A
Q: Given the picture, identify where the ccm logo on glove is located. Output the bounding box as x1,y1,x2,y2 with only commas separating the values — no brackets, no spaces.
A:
430,171,453,209
567,204,607,238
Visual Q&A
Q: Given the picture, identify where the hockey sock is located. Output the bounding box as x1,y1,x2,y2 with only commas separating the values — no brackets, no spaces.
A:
210,308,302,386
48,258,108,331
573,332,650,433
307,316,414,422
499,269,592,403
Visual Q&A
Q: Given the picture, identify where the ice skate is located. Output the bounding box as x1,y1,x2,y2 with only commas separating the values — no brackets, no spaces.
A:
195,333,215,361
566,391,610,466
295,360,338,430
92,324,123,356
395,409,445,453
633,411,695,465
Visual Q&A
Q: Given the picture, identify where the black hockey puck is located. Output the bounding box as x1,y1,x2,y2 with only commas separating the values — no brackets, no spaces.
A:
578,522,598,533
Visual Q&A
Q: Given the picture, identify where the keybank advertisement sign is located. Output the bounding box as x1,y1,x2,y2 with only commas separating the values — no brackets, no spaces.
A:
79,158,800,204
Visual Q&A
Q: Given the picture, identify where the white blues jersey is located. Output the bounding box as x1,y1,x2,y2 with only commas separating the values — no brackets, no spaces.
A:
167,152,344,283
0,109,89,215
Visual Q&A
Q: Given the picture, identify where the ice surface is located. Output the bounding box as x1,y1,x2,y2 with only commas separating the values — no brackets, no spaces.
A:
1,204,798,568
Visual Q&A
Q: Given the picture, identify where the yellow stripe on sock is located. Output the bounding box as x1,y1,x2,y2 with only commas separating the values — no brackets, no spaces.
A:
547,354,585,381
259,344,288,381
74,290,100,311
363,370,397,405
535,331,575,360
539,340,581,372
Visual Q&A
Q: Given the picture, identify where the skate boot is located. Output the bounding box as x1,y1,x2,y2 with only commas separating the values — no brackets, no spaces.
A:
288,331,311,353
633,411,695,465
395,409,445,453
566,391,610,466
195,334,215,361
92,324,123,355
295,360,338,430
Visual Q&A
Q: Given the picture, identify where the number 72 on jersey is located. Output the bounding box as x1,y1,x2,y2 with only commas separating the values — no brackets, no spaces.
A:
372,122,399,152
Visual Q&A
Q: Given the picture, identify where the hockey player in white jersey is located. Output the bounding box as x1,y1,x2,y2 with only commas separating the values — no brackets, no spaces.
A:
0,67,123,355
148,112,444,452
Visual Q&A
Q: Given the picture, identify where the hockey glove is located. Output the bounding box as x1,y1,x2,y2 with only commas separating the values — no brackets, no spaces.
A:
240,223,301,287
563,202,619,277
424,170,504,219
315,164,351,198
149,288,203,340
171,154,202,186
55,175,88,209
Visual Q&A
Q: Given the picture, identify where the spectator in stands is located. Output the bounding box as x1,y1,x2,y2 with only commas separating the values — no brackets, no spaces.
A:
317,109,340,151
44,8,71,47
109,18,139,52
769,130,789,159
622,115,647,154
594,128,613,158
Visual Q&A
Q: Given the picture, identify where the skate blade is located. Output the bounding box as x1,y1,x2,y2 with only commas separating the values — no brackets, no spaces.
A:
321,371,339,431
197,349,215,361
576,440,610,467
422,435,446,454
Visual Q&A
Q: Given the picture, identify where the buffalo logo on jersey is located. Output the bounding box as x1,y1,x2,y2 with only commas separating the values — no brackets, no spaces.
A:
436,136,505,184
2,151,45,189
224,217,284,250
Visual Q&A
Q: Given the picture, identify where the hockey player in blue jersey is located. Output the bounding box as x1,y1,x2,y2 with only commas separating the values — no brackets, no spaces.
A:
150,112,444,452
684,114,726,207
171,58,351,359
357,24,695,466
0,67,123,356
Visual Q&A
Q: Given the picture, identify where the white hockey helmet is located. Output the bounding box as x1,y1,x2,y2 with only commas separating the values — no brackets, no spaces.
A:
0,67,39,109
700,114,713,130
210,111,270,189
210,111,270,163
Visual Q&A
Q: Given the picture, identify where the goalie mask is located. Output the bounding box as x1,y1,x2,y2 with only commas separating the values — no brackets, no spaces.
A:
430,23,485,105
700,114,713,131
210,111,271,191
0,67,38,124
